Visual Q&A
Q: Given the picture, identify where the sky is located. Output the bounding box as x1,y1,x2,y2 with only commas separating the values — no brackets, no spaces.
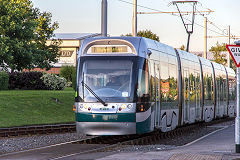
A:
31,0,240,52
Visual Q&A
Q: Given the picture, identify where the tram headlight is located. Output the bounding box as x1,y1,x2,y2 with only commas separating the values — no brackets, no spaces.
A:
84,104,88,109
121,104,127,109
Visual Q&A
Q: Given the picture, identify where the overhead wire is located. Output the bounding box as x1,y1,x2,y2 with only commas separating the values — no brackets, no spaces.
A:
192,3,229,36
194,2,239,39
116,0,227,37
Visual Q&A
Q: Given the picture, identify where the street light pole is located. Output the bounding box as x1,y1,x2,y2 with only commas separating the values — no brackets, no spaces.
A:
133,0,137,37
101,0,107,37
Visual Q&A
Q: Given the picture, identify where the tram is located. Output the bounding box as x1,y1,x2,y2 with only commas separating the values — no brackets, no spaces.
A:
73,36,236,135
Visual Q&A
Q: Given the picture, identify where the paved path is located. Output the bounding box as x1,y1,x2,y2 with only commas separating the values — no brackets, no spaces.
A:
97,125,240,160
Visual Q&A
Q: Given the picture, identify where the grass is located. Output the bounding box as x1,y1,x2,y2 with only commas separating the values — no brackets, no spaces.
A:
0,87,75,128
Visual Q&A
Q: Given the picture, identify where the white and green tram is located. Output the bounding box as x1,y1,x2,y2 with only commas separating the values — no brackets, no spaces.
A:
74,37,236,135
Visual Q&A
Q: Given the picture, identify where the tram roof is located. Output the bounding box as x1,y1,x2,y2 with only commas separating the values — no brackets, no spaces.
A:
51,33,101,40
81,36,176,57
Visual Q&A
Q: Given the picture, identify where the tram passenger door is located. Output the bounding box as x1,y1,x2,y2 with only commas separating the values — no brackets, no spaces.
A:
195,72,201,120
155,64,161,128
216,79,220,116
183,69,190,123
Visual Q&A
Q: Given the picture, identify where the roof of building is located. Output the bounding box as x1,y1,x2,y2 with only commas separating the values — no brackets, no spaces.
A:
51,33,101,40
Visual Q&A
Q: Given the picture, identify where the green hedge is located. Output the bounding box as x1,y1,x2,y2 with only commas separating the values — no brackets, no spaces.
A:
0,71,9,90
60,66,75,82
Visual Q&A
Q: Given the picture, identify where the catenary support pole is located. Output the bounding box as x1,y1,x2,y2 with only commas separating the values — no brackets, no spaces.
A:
228,25,231,67
204,17,207,59
133,0,137,37
236,67,240,153
186,33,191,52
101,0,107,37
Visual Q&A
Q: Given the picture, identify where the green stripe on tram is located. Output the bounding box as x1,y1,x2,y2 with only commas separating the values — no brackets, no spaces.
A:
136,115,152,134
75,113,136,122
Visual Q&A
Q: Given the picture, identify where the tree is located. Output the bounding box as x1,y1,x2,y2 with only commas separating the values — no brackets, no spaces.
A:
123,30,160,42
180,45,185,50
0,0,60,72
209,42,227,65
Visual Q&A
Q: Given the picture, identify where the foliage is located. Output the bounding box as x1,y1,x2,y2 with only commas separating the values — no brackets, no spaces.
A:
0,0,60,72
0,71,9,90
230,59,236,71
0,88,75,127
60,65,76,82
124,30,160,42
9,72,47,90
180,45,186,51
72,71,76,90
41,73,67,90
209,42,227,65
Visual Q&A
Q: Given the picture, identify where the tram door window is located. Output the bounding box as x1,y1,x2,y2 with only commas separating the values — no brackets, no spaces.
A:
204,71,214,107
216,74,220,115
169,64,178,107
160,62,169,110
195,72,201,119
150,60,155,103
220,76,224,114
137,60,150,102
155,64,160,128
189,72,195,115
183,69,190,122
223,76,228,115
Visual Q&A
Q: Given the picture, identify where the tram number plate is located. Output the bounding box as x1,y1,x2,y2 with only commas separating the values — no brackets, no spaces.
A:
100,108,109,111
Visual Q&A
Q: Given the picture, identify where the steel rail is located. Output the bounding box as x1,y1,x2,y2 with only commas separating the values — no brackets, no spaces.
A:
0,123,76,137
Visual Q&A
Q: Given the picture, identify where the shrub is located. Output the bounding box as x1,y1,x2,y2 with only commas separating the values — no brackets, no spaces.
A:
60,66,76,82
41,73,67,90
9,72,47,90
72,70,76,90
0,71,9,90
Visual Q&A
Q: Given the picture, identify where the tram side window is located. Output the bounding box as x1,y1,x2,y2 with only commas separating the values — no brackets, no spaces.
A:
229,77,236,101
137,60,150,102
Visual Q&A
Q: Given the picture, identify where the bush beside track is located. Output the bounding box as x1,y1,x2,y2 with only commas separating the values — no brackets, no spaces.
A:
0,87,75,128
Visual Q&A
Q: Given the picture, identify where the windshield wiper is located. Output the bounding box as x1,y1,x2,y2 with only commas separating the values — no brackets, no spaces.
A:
81,80,107,106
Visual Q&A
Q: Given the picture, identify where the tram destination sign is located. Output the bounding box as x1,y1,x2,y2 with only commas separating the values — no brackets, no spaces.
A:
226,45,240,67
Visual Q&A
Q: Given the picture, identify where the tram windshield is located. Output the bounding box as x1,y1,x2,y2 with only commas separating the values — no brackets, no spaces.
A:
80,60,133,102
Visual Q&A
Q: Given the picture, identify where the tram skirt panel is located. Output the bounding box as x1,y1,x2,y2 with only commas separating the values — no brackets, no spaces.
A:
136,107,154,134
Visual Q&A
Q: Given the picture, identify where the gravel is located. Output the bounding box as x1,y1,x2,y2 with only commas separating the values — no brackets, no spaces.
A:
0,132,92,155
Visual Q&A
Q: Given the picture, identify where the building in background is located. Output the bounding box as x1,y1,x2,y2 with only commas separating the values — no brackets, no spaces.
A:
33,33,101,74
